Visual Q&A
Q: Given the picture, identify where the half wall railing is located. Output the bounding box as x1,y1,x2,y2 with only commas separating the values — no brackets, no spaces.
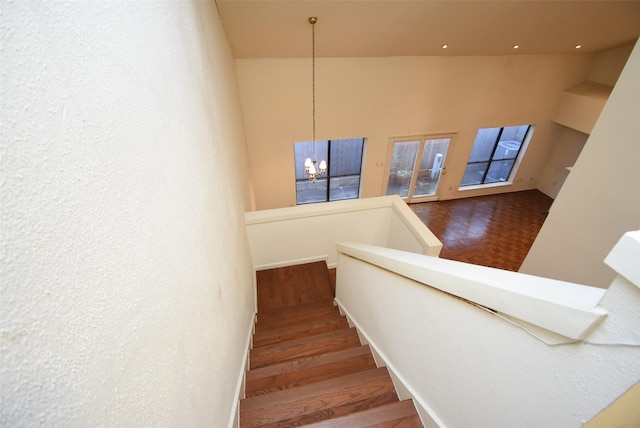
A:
245,195,442,270
334,232,640,428
245,196,639,427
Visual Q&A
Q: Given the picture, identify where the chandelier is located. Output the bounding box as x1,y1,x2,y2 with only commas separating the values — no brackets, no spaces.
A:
304,17,327,182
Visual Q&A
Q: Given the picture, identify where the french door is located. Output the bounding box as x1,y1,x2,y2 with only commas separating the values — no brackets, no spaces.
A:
385,135,452,202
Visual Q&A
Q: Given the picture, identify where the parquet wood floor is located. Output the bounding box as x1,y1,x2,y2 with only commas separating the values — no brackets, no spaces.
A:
410,190,553,272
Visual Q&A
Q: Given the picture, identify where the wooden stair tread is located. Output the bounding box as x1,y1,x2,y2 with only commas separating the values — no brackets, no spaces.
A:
258,298,336,317
251,392,404,428
242,366,393,411
246,345,376,397
302,399,420,427
242,263,418,428
369,414,423,428
255,305,342,332
240,367,398,427
250,327,361,369
248,345,374,379
253,315,349,348
256,262,334,313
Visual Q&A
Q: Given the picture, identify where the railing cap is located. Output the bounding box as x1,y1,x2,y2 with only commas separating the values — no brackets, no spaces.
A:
605,230,640,288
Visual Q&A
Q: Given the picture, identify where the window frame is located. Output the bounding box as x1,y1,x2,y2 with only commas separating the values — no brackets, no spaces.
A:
460,125,532,188
294,138,365,205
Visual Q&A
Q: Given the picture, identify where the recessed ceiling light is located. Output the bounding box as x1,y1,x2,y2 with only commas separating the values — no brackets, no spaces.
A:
442,44,448,49
513,44,520,49
575,44,582,49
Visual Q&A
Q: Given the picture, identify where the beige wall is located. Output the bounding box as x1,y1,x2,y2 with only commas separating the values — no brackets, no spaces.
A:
237,54,594,209
1,2,254,426
521,40,640,287
537,124,589,199
537,43,634,199
588,43,635,86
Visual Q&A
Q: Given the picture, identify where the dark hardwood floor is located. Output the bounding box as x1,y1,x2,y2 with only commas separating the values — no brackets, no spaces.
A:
256,262,335,313
410,190,553,271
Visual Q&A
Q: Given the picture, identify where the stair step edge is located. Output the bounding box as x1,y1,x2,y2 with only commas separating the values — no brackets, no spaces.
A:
245,349,377,397
241,366,393,413
251,327,360,355
301,399,419,428
255,313,347,335
256,307,342,326
240,377,399,427
369,414,424,428
258,298,336,316
247,345,373,380
253,317,349,347
250,328,362,369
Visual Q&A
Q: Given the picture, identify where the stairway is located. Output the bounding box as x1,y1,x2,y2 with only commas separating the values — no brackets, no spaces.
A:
239,263,422,427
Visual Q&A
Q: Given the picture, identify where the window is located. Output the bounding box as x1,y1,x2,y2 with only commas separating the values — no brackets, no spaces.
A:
461,125,532,186
294,138,365,205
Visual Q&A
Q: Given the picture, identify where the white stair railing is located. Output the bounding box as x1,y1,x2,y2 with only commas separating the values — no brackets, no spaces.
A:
334,231,640,428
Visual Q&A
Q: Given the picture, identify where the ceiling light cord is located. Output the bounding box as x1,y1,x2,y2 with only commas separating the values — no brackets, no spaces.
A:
311,17,316,144
304,17,326,182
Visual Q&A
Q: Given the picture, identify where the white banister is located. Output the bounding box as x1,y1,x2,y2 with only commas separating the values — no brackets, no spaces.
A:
334,232,640,428
336,242,607,340
604,230,640,289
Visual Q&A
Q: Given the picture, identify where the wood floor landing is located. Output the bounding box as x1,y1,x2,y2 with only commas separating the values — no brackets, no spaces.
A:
256,261,334,313
410,189,552,271
241,262,422,427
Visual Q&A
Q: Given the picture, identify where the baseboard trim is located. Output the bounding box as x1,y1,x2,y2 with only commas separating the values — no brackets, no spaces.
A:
334,297,447,428
228,312,256,428
254,255,329,271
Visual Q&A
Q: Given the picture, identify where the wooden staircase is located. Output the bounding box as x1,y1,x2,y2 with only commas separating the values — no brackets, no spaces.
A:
239,262,422,427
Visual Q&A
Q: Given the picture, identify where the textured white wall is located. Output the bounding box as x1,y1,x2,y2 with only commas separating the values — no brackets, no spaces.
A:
1,2,254,426
521,40,640,287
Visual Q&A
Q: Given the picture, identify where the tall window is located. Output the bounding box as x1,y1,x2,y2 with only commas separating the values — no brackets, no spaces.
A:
294,138,365,205
461,125,532,186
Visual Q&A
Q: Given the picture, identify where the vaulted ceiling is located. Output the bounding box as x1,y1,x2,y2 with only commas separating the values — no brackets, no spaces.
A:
216,0,640,58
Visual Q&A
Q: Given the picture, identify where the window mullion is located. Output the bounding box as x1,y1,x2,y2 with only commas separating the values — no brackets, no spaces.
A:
511,125,531,161
295,137,364,204
326,139,332,202
481,128,504,184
